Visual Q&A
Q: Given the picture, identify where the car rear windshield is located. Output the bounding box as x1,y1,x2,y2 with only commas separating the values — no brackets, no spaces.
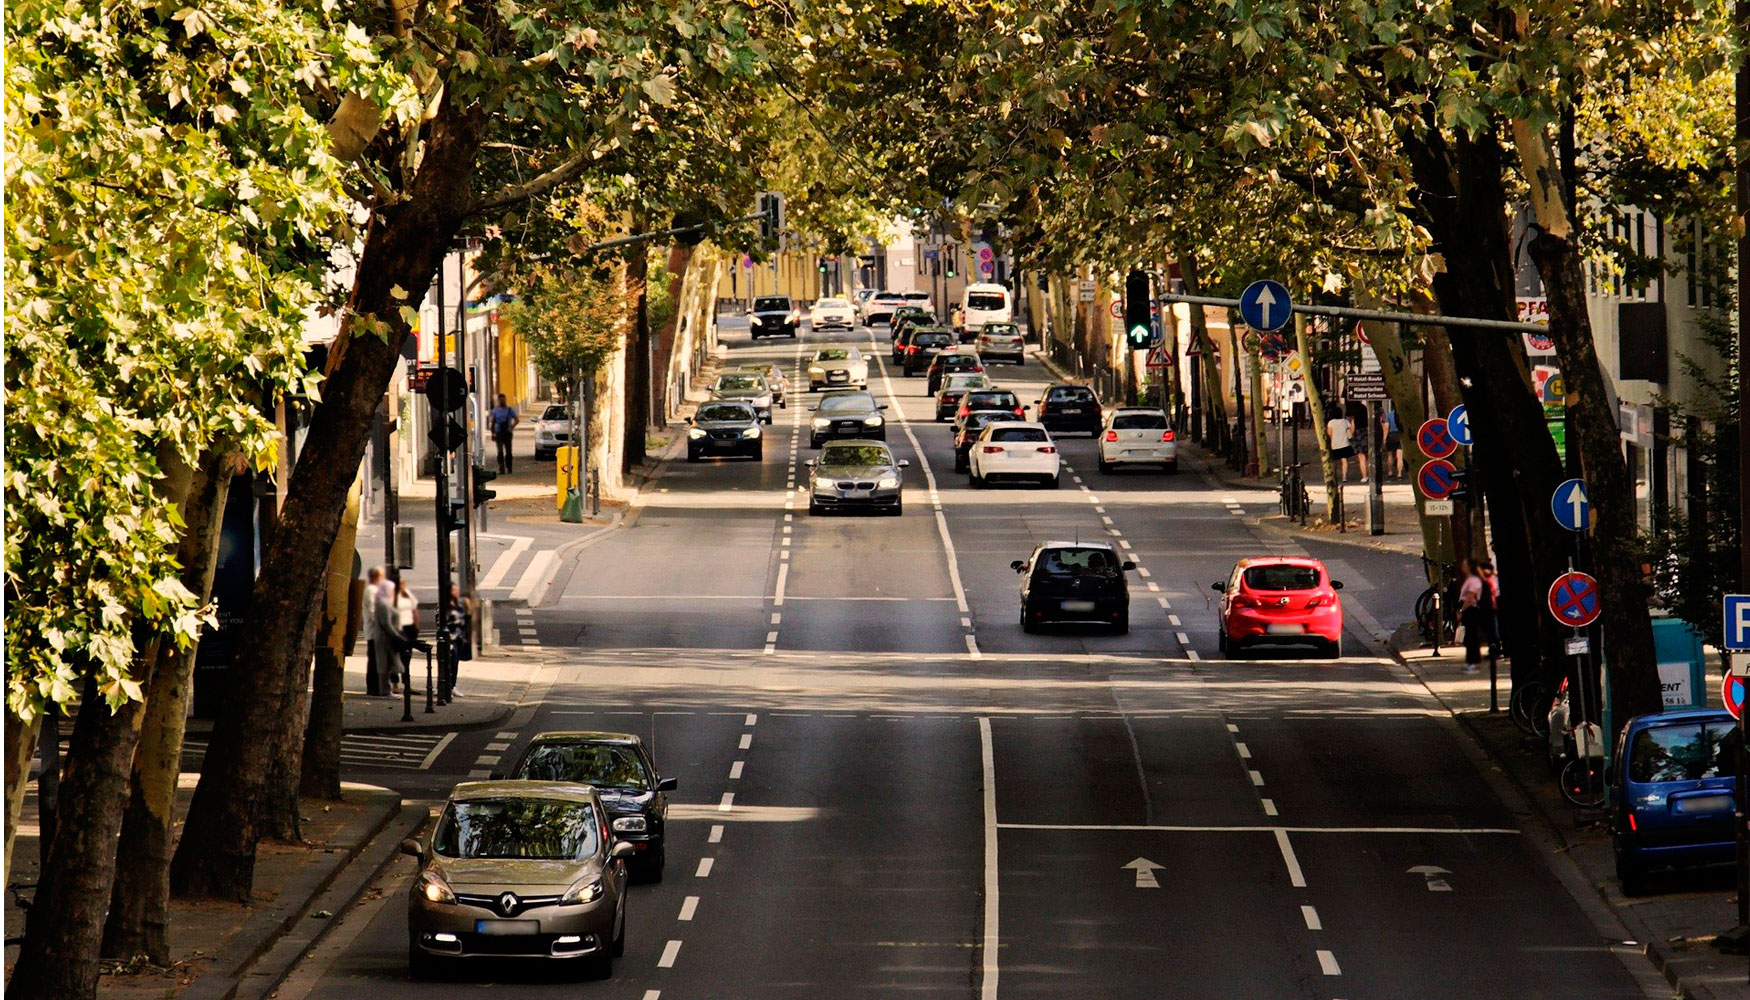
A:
980,324,1020,337
753,297,791,311
817,299,849,308
717,375,763,391
815,349,852,361
874,293,903,302
967,292,1007,310
820,445,892,467
941,355,979,368
818,394,872,414
1243,565,1322,591
945,375,991,391
963,410,1009,432
902,292,930,301
431,798,599,860
966,391,1018,408
991,427,1048,442
1048,386,1095,401
915,333,952,346
697,403,753,422
1113,413,1168,430
514,743,650,789
1629,723,1726,783
1039,547,1119,576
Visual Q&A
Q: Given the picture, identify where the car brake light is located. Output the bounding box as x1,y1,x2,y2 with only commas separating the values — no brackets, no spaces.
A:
973,365,984,372
790,310,800,321
1306,596,1331,608
1013,407,1024,417
1105,430,1119,442
1162,430,1176,442
982,445,1004,454
1628,813,1637,831
1037,446,1056,454
1232,595,1259,609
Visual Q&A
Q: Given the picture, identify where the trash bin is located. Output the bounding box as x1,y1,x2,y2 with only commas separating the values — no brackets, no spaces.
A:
555,445,580,512
1651,613,1707,710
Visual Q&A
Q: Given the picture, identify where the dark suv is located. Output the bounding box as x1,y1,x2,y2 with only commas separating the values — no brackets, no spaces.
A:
749,296,799,339
1034,383,1102,436
1012,541,1135,634
888,306,933,343
899,328,955,375
505,731,677,880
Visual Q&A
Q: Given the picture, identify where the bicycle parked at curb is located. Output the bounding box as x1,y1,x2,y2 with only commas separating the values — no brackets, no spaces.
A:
1413,555,1459,647
1278,462,1310,522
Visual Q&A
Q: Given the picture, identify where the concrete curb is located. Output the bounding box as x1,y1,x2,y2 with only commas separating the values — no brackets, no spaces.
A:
179,784,413,1000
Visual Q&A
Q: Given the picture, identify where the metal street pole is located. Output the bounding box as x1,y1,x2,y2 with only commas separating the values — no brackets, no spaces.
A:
1735,0,1750,960
431,256,452,714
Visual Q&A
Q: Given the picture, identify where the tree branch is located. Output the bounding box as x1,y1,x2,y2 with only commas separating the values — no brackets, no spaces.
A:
471,147,599,214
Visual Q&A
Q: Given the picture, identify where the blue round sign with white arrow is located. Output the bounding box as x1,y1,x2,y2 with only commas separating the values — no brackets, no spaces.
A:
1551,478,1590,532
1239,280,1292,333
1446,404,1471,447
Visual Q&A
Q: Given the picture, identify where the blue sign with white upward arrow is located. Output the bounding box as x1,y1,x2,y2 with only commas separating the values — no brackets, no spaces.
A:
1239,280,1292,333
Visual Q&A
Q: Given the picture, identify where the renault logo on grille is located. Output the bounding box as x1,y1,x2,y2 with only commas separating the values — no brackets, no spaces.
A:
498,892,519,916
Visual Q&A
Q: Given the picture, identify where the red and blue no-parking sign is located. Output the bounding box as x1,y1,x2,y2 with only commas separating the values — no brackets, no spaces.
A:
1417,418,1457,460
1724,674,1746,721
1418,459,1458,500
1547,571,1601,628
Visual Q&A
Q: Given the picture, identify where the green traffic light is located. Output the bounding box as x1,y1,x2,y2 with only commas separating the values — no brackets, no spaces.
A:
1127,323,1151,349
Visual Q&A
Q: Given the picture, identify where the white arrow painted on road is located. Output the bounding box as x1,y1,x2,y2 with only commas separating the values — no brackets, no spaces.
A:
1254,285,1278,329
1407,865,1453,891
1124,857,1164,889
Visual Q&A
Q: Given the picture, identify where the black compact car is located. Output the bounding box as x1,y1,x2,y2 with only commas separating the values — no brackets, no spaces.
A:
900,328,955,376
809,391,888,448
686,401,763,462
748,295,799,339
1013,541,1135,634
888,306,933,343
953,409,1012,471
504,731,677,880
954,388,1025,426
926,351,984,394
1034,383,1103,436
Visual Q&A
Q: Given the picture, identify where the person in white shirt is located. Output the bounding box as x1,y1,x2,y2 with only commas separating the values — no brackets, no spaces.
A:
1325,406,1360,483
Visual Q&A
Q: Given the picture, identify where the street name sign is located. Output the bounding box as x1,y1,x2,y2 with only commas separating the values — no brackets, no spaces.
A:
1347,372,1389,400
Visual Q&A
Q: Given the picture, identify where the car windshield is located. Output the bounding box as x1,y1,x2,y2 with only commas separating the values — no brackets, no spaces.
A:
967,292,1006,310
915,333,952,347
697,403,754,422
818,394,873,414
875,293,903,302
717,375,764,392
942,355,979,368
817,299,849,308
1038,548,1119,576
990,427,1048,442
431,798,599,860
815,349,853,361
1629,723,1725,783
540,406,570,421
754,297,791,311
946,375,991,391
513,743,650,789
820,445,892,467
981,324,1020,337
967,392,1018,408
1243,565,1322,591
1113,413,1168,430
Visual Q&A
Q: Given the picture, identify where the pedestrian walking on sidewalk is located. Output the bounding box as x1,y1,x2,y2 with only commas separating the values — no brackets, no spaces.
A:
490,393,519,474
1458,560,1497,674
364,565,386,695
1325,403,1360,483
441,583,474,701
1343,397,1370,483
393,574,420,694
1381,406,1403,479
370,570,404,696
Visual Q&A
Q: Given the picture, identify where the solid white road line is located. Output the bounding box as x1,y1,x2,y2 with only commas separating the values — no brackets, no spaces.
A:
658,940,682,968
479,535,533,589
1276,830,1308,888
1301,905,1322,930
872,353,972,616
979,716,1000,1000
507,549,557,602
418,732,457,770
696,857,714,877
708,824,724,843
1317,950,1341,976
679,896,699,921
996,822,1519,835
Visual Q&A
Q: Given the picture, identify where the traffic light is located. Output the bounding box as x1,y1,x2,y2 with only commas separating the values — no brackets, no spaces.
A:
443,500,466,533
1450,467,1473,505
472,467,498,506
756,192,784,245
944,244,957,278
1124,270,1152,350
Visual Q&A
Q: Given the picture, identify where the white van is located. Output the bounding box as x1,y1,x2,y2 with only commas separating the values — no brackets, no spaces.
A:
959,282,1012,337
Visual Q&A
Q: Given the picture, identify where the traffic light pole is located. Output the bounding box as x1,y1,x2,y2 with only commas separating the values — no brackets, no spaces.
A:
431,260,452,714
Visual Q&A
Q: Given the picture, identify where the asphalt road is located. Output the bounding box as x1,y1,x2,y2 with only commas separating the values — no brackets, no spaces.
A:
278,319,1662,1000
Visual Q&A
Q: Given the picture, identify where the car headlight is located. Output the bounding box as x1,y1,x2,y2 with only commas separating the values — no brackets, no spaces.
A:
877,476,899,489
741,426,761,438
688,427,706,439
812,418,831,429
419,870,455,904
561,878,604,904
808,366,824,375
750,315,763,324
814,478,835,493
612,815,648,833
863,416,884,426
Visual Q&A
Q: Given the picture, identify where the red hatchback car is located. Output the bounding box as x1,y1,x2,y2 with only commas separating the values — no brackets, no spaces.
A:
1212,557,1345,658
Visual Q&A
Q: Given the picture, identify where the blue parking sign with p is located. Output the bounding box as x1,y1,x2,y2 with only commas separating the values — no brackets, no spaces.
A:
1726,595,1750,651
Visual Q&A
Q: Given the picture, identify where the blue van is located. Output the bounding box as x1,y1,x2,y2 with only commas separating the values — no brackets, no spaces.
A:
1612,708,1738,895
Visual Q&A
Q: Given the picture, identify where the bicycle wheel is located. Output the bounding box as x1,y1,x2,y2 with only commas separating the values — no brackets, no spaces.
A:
1509,681,1547,735
1560,757,1605,808
1415,588,1438,643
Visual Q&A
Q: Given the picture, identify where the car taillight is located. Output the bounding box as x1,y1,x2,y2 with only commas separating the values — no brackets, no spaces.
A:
1306,596,1331,608
1232,595,1259,609
790,310,800,321
1105,430,1119,442
982,445,1004,454
1012,407,1023,417
1162,430,1176,442
1037,446,1056,454
957,405,970,417
973,365,984,372
1628,813,1637,831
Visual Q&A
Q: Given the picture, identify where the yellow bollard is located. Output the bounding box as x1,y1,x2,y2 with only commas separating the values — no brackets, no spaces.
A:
555,445,579,511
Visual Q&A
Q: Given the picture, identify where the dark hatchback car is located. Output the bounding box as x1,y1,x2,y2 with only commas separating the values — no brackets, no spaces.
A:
901,328,956,376
748,295,799,339
1034,383,1103,436
1613,709,1738,895
810,390,887,448
954,409,1012,472
505,731,677,880
926,351,984,395
685,401,762,462
955,388,1025,425
1012,541,1134,634
888,306,934,343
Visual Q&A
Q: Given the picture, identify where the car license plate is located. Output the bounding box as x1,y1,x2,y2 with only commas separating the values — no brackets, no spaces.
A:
476,920,539,935
829,371,847,380
1061,600,1096,612
1266,624,1305,635
1675,794,1733,814
1061,407,1081,414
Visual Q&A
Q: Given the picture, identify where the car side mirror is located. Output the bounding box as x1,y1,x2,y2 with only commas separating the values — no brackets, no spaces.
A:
1122,560,1136,571
1011,560,1026,573
1212,581,1226,592
896,459,910,468
399,838,424,861
610,841,636,861
804,458,815,467
878,404,889,411
685,416,694,425
1331,580,1344,590
657,776,678,791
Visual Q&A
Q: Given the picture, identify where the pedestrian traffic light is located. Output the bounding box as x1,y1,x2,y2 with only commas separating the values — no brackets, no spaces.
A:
1450,467,1473,505
944,245,957,278
472,467,498,506
818,258,828,275
1124,270,1152,351
443,500,466,533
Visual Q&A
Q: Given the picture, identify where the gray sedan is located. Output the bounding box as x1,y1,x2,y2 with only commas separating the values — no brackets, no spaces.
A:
807,440,908,516
712,373,774,424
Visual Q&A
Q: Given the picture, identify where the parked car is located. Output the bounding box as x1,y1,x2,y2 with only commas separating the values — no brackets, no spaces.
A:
735,362,789,408
864,291,906,327
806,439,908,516
953,410,1012,472
809,297,855,330
1212,557,1345,658
1613,709,1738,895
748,295,800,339
1012,540,1134,634
402,781,632,979
975,322,1026,364
968,421,1060,488
534,404,576,461
1034,383,1103,437
711,372,774,424
936,373,993,421
807,347,868,391
900,328,955,376
1097,408,1178,473
505,732,677,880
958,282,1012,338
685,401,763,462
926,350,984,394
809,391,887,448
